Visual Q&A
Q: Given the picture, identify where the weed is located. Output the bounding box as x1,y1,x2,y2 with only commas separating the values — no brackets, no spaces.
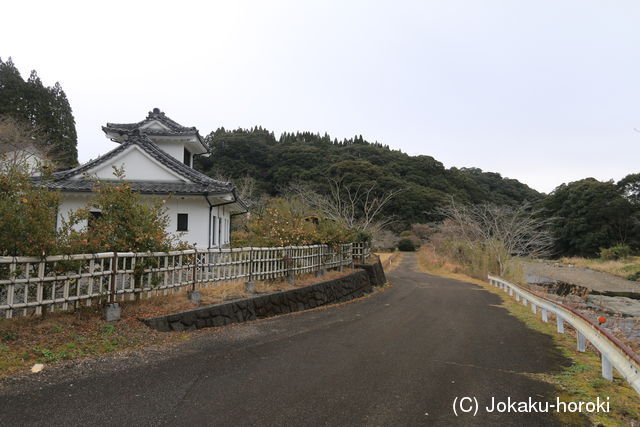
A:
101,324,116,335
0,330,18,342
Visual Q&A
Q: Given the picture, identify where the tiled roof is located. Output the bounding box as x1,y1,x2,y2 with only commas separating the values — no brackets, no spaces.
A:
45,135,244,204
45,179,233,195
104,107,198,133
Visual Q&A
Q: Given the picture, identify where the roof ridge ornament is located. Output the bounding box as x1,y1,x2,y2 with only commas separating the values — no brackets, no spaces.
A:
149,107,163,117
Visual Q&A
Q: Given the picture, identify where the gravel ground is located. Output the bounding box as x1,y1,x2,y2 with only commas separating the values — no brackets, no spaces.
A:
522,260,640,295
522,261,640,352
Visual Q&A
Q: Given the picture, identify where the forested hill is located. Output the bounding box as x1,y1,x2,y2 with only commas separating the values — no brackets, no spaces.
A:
195,127,541,225
0,58,78,168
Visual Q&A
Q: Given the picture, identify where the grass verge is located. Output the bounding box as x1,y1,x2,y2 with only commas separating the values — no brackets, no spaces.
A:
416,249,640,426
375,251,403,272
561,256,640,282
0,268,356,378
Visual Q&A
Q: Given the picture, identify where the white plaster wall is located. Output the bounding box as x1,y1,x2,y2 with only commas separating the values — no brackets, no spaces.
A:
83,146,184,182
153,141,185,164
57,193,91,230
209,204,232,247
56,192,232,249
165,196,210,248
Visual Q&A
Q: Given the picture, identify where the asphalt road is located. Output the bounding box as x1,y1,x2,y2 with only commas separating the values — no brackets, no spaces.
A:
0,254,578,426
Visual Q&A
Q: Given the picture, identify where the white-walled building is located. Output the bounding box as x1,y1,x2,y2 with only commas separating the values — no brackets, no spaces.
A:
47,108,246,248
1,143,48,175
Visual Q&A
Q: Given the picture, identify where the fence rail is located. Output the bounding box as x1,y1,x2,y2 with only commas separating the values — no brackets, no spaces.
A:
488,275,640,396
0,242,371,319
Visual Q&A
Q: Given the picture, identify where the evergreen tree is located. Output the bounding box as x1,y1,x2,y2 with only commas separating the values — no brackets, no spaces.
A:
0,57,78,168
195,126,541,228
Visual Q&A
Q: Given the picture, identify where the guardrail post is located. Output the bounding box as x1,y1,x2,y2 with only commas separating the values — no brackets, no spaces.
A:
531,303,537,314
601,355,613,380
556,316,565,333
509,287,513,296
541,308,548,322
577,332,586,352
515,293,520,302
522,297,527,307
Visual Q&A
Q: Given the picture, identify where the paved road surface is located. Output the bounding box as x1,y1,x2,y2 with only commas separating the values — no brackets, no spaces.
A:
0,254,578,426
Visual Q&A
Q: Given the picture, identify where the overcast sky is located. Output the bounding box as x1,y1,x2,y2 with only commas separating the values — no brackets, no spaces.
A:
3,0,639,193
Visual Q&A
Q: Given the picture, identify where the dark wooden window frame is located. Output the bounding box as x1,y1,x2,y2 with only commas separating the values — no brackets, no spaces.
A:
177,213,189,231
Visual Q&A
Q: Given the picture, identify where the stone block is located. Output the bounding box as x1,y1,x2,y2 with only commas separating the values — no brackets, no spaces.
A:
187,290,201,305
103,303,121,322
170,321,185,331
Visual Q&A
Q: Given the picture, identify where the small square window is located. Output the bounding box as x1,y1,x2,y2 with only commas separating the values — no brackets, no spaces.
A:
177,213,188,231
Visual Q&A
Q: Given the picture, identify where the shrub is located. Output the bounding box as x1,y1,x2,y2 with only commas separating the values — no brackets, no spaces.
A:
397,238,417,252
233,197,355,247
626,271,640,282
599,245,631,261
59,167,179,254
0,157,59,256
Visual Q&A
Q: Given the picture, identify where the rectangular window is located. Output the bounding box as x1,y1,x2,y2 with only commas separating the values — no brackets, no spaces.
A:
177,213,188,231
183,148,191,167
211,215,217,247
88,211,102,230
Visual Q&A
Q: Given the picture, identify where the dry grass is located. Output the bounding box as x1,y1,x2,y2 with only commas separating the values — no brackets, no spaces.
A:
417,249,640,425
0,268,356,377
561,256,640,280
375,252,403,272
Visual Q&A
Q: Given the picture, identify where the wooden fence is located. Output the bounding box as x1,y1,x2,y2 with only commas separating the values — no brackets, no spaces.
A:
0,242,371,318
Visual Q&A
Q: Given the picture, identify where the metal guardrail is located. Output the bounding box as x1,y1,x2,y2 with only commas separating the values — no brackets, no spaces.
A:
488,275,640,395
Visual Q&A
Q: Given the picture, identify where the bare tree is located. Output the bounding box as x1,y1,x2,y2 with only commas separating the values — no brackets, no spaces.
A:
0,116,49,174
437,200,555,275
290,178,403,232
211,172,261,209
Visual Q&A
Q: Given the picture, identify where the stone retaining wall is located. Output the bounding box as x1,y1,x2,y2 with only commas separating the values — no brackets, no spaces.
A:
354,258,386,288
143,261,384,332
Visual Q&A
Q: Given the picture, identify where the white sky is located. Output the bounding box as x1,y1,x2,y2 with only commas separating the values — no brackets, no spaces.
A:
2,0,639,193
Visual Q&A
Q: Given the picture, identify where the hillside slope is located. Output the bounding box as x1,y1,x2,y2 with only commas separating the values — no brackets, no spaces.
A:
195,127,541,226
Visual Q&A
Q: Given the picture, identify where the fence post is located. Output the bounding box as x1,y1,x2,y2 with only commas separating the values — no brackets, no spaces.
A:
245,247,256,294
110,253,117,303
188,249,201,304
315,245,325,277
286,246,295,285
104,253,121,322
36,260,45,315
